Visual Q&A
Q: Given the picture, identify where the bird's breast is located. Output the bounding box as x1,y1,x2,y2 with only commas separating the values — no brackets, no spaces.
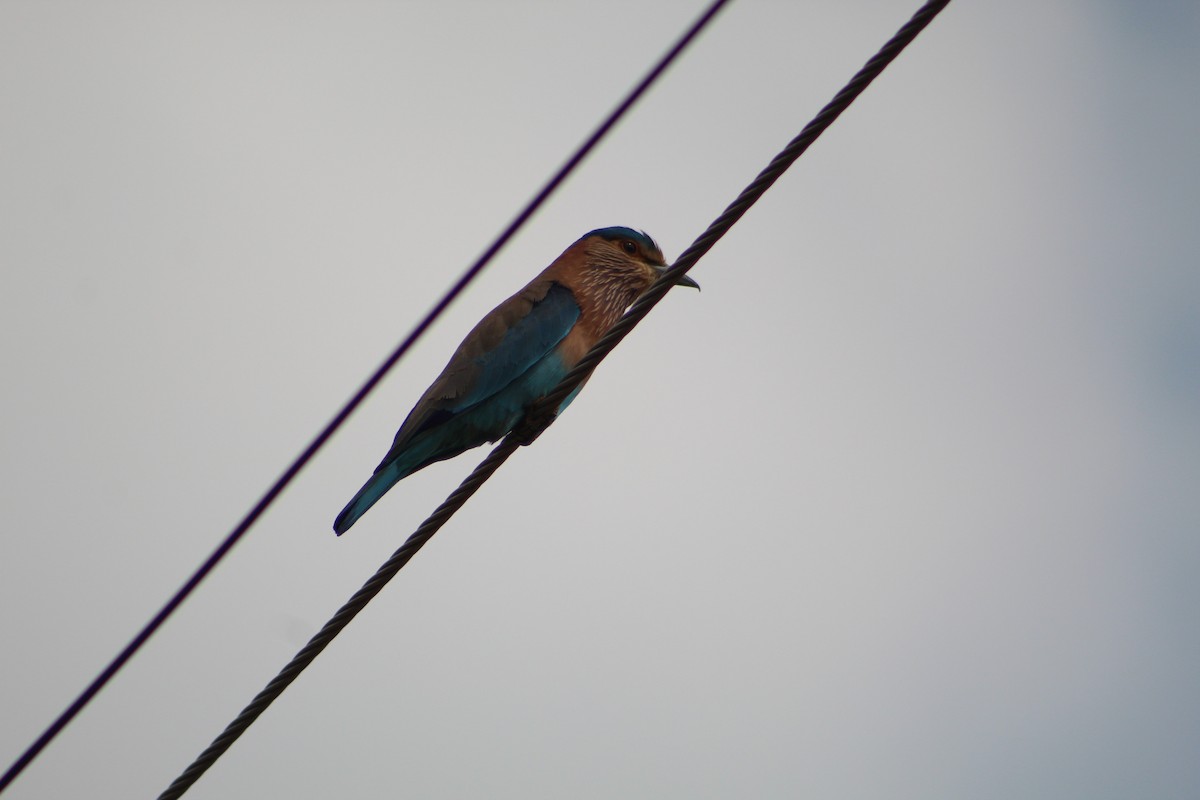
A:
556,322,603,369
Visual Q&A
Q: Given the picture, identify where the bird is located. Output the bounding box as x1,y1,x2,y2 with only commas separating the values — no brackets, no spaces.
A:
333,226,699,535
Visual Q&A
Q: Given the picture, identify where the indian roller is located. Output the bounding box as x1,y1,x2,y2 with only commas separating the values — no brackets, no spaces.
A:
333,227,699,535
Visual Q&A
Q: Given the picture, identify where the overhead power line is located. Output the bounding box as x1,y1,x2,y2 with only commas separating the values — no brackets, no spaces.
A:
155,2,952,797
0,0,730,794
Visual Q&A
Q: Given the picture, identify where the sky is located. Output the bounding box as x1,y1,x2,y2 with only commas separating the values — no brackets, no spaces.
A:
1,1,1198,798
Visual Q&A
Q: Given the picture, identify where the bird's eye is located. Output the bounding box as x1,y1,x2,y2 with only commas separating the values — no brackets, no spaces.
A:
620,240,637,255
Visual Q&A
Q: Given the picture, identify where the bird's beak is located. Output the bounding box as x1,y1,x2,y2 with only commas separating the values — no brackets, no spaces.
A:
657,264,700,291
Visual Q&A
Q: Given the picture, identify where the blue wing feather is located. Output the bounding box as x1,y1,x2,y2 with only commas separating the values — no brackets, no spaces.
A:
450,282,580,411
333,282,580,534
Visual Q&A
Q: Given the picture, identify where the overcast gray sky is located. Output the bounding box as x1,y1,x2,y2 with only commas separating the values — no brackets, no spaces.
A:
2,1,1198,798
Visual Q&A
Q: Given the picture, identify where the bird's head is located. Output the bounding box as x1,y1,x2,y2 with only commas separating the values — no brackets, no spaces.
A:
578,227,700,299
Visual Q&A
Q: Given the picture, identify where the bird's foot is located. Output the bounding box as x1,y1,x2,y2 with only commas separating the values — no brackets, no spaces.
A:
511,409,557,446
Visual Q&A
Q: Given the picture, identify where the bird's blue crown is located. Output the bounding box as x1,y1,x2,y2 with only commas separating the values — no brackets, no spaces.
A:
584,226,660,253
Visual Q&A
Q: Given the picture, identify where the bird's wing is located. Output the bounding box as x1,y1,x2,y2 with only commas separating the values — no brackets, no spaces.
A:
448,281,580,411
379,281,580,463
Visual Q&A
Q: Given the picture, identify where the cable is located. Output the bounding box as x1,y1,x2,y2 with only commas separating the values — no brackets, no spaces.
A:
158,439,523,800
0,1,730,794
154,2,951,797
541,0,954,411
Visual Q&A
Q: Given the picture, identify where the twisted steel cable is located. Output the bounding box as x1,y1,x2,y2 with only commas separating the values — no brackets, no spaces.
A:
0,1,730,794
157,441,523,800
156,2,951,797
541,0,953,411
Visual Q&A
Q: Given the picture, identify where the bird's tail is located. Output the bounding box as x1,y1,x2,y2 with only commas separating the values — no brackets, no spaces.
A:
333,463,405,536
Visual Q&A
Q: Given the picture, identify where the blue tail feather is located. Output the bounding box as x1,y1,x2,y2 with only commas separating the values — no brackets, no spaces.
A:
332,429,473,535
333,463,405,535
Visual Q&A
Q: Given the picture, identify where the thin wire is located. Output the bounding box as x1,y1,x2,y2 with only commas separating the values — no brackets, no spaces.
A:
155,2,951,797
0,1,730,794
